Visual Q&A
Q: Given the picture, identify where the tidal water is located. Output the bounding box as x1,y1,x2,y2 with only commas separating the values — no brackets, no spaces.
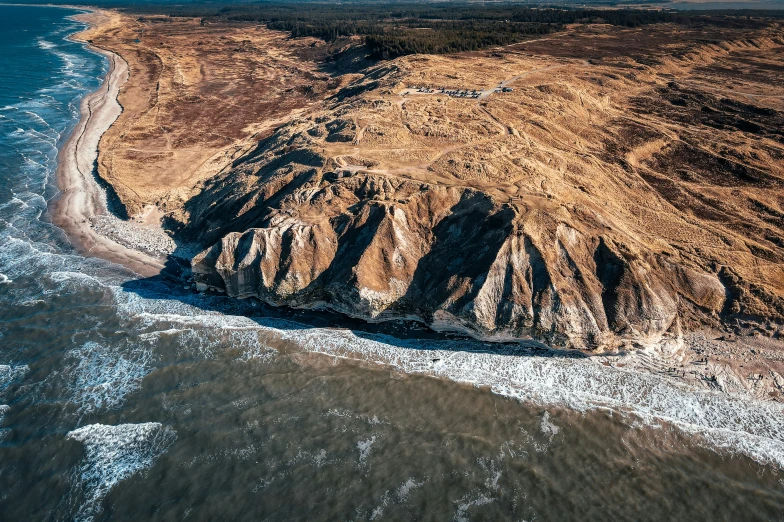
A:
2,5,784,521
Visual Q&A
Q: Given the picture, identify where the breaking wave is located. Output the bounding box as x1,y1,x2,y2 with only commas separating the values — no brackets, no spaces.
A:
0,365,27,440
44,269,784,470
24,265,779,471
65,341,154,417
66,423,176,522
258,325,784,469
0,364,29,392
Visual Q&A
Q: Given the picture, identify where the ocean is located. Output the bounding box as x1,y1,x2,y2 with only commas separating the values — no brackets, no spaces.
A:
1,5,784,521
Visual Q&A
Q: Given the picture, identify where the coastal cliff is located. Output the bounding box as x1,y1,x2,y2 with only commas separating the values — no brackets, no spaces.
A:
85,15,784,350
190,168,729,349
182,35,784,348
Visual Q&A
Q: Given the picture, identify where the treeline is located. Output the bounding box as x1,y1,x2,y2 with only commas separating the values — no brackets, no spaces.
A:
262,19,561,57
200,3,680,58
265,20,382,40
364,22,560,58
215,3,678,28
119,2,782,58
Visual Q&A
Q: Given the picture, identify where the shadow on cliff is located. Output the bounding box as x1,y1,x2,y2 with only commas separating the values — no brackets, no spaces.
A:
397,192,517,320
120,254,589,361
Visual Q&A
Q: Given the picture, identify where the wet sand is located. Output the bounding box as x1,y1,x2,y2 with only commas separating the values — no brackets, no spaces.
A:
50,9,165,277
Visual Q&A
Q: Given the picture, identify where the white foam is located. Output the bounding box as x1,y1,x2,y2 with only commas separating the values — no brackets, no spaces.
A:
313,448,327,468
20,110,53,131
324,408,388,426
66,341,153,416
37,38,56,50
367,477,426,520
285,448,328,469
37,35,89,79
454,493,495,522
396,477,425,501
357,436,377,468
99,280,784,469
0,404,9,440
133,319,272,362
111,290,277,361
368,489,392,520
268,327,784,469
539,411,560,440
66,423,176,522
0,364,28,392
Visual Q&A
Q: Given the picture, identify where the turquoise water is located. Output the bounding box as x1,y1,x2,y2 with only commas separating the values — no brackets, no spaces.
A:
2,6,784,521
0,5,105,245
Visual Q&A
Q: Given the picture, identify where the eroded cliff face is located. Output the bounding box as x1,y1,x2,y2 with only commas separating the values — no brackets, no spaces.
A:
181,27,784,350
192,170,729,348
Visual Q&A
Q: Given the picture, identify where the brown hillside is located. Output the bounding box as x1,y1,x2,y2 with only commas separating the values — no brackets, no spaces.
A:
91,17,784,349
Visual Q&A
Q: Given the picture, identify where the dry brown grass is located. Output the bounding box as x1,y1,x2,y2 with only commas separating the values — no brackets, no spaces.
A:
84,13,338,215
89,15,784,345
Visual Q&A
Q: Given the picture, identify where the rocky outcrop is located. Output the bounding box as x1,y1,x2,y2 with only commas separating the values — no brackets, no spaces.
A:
182,36,784,350
190,166,727,349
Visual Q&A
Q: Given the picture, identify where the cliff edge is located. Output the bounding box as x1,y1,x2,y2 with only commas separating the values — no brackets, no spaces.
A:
180,28,784,349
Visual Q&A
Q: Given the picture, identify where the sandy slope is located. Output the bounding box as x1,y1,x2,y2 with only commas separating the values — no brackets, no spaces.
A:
83,13,338,217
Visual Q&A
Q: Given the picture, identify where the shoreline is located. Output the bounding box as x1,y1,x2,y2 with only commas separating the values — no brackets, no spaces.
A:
37,5,784,405
3,2,782,486
49,8,166,277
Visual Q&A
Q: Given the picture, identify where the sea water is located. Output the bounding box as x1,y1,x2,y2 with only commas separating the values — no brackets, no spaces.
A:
1,5,784,521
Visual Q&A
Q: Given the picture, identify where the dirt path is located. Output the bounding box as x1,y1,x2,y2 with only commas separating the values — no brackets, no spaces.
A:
477,64,566,100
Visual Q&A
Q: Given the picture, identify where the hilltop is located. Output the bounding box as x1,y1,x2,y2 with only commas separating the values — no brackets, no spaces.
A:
83,12,784,352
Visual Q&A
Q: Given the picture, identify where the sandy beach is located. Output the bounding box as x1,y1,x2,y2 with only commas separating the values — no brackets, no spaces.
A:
50,9,166,277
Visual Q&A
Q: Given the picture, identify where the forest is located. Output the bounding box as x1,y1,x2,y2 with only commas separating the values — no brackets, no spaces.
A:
202,3,677,57
124,2,783,58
